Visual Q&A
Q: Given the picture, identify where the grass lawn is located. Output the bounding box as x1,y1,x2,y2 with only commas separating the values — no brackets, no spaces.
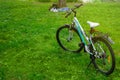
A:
0,0,120,80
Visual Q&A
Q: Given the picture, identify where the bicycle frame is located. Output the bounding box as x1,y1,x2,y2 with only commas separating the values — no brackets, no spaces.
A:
73,17,96,55
73,17,88,45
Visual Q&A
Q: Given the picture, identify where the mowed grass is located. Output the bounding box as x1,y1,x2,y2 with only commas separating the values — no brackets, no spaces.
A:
0,0,120,80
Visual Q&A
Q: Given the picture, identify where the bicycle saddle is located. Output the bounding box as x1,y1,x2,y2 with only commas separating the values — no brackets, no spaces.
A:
87,21,100,28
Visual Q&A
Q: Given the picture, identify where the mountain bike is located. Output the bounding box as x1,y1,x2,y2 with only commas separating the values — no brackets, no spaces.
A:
56,4,115,75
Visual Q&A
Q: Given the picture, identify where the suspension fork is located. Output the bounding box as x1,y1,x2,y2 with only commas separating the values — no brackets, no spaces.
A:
67,23,75,42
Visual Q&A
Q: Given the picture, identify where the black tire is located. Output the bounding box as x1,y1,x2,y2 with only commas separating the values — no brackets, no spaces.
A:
56,25,84,53
91,37,115,75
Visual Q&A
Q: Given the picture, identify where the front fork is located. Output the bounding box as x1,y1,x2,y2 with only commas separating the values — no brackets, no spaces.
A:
67,24,74,42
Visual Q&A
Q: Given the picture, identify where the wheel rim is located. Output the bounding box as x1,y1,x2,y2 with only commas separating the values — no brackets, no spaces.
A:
58,27,81,52
93,40,114,74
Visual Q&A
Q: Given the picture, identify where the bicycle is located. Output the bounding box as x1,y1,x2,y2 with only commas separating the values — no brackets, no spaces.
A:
56,4,115,75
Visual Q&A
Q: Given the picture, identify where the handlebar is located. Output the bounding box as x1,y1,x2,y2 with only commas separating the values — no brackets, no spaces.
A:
65,3,83,18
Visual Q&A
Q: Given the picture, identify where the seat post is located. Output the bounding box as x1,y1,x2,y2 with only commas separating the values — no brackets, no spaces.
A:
90,28,95,34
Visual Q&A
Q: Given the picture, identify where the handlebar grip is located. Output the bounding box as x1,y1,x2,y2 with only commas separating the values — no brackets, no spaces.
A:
75,4,83,8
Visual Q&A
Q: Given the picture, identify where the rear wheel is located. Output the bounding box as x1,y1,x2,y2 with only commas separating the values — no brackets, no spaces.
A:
56,25,84,53
91,37,115,75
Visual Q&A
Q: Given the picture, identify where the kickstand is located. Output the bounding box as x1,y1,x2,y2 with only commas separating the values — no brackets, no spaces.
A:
87,55,95,69
87,60,93,69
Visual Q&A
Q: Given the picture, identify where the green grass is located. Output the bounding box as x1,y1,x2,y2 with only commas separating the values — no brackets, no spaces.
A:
0,0,120,80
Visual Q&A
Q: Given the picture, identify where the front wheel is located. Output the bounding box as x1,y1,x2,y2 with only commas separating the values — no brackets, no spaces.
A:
91,37,115,75
56,25,84,53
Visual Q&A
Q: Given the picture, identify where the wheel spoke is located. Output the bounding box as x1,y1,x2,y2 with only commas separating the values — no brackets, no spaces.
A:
56,25,83,52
